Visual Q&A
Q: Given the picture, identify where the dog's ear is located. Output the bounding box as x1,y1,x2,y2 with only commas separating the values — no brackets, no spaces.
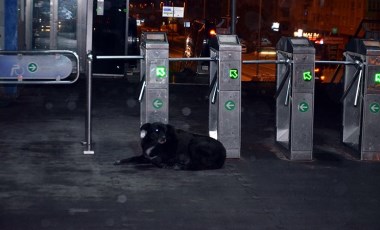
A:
140,123,151,139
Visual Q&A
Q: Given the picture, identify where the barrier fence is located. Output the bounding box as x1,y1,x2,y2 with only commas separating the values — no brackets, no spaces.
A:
2,35,378,161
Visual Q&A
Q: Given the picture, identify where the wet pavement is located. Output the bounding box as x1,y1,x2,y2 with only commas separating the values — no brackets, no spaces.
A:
0,79,380,230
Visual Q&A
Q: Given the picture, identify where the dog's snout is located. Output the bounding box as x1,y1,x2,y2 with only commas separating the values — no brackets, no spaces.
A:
158,136,166,144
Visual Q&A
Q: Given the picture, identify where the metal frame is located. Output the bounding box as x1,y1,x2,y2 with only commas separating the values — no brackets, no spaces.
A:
0,50,80,84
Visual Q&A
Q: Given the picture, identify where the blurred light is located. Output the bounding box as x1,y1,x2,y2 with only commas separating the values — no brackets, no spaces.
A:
209,29,217,36
271,22,280,32
260,50,276,55
315,39,324,44
315,67,320,73
320,75,326,81
294,29,303,37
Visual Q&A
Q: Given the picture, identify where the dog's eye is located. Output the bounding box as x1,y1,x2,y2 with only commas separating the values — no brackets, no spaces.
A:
155,129,159,133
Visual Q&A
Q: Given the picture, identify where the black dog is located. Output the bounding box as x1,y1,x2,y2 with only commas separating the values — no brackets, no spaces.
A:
114,122,226,170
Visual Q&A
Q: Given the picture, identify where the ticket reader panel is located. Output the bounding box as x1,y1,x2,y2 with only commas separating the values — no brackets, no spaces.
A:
343,39,380,160
140,32,169,125
209,35,241,158
276,37,315,160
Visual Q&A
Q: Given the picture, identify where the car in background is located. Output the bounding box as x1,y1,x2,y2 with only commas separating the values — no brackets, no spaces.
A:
183,19,217,75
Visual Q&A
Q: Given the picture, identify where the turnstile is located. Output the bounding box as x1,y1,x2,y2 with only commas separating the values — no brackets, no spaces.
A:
343,39,380,160
209,35,241,158
139,32,169,125
276,37,315,160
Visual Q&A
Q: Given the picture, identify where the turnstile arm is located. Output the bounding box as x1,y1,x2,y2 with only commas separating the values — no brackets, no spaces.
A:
285,77,291,106
354,68,363,107
209,72,218,104
274,60,291,101
340,61,363,103
138,74,146,102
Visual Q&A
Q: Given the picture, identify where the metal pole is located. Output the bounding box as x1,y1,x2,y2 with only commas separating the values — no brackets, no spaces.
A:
124,0,130,75
230,0,236,34
84,52,94,154
256,0,262,76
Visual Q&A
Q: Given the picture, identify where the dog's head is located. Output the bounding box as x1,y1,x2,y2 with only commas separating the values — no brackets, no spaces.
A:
140,122,168,145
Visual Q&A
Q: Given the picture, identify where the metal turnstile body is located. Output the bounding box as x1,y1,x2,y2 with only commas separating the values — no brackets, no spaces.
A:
276,37,315,160
209,35,241,158
140,32,169,125
343,39,380,160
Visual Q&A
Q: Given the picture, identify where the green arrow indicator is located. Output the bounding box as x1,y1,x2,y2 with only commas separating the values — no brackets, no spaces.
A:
28,63,38,73
229,69,239,79
156,66,167,78
370,102,380,114
224,100,236,111
303,71,312,81
152,99,164,109
375,73,380,84
298,102,309,112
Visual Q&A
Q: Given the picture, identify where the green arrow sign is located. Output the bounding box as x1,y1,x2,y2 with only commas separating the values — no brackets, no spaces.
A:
224,100,236,111
156,66,167,78
152,99,164,109
375,73,380,84
229,69,239,79
303,71,312,81
370,102,380,114
28,63,38,73
298,102,309,112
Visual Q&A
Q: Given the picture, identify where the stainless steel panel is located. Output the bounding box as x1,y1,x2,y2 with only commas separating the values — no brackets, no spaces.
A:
361,94,380,159
291,93,314,159
218,90,241,158
146,59,169,88
141,89,168,125
219,60,241,91
293,64,315,91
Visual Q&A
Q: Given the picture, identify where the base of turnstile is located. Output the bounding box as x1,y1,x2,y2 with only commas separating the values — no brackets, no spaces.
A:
289,151,313,161
361,152,380,161
277,141,312,161
227,149,240,159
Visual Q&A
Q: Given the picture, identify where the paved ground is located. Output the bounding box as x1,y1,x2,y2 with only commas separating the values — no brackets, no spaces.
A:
0,79,380,230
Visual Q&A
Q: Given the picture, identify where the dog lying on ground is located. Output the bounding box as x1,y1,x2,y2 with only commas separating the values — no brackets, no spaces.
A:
114,122,226,170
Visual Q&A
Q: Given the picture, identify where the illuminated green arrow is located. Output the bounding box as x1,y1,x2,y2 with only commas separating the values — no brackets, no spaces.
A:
225,100,236,111
152,99,163,109
229,69,239,79
156,66,167,78
375,73,380,84
370,102,380,114
28,63,38,73
303,71,312,81
298,102,309,112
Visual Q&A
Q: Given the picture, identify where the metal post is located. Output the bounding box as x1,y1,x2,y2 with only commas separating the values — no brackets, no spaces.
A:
230,0,236,34
343,38,380,160
84,52,94,154
209,35,241,158
140,32,169,125
276,37,315,160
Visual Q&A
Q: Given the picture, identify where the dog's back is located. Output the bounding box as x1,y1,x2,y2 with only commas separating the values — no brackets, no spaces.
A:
175,130,226,170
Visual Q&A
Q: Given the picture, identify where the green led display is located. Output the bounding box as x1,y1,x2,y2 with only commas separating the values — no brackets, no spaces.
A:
156,66,166,78
375,73,380,84
229,69,239,79
303,71,312,81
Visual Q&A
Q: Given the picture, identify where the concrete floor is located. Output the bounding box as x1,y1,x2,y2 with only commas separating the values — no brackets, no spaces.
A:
0,79,380,230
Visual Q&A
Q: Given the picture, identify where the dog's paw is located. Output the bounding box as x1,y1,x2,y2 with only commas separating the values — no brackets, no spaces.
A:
113,160,122,165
